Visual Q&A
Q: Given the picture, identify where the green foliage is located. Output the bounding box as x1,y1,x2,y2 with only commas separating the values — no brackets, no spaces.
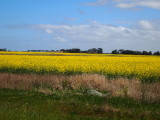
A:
0,88,159,120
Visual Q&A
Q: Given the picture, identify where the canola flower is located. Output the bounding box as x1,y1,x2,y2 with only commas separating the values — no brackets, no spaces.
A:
0,52,160,82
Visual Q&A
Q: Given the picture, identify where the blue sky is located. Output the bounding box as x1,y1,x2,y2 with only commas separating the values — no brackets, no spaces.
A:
0,0,160,52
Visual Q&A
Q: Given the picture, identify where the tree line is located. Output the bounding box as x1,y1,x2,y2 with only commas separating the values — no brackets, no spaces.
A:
111,49,160,55
27,48,103,54
60,48,103,54
0,48,7,51
1,48,160,55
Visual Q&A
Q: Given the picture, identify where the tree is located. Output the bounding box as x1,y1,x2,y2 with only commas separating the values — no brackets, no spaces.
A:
148,51,152,55
97,48,103,54
142,51,148,55
154,51,160,55
111,49,118,54
88,48,98,54
118,49,124,54
111,49,154,55
0,48,7,51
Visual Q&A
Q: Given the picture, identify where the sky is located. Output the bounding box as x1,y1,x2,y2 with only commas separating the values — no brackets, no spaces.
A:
0,0,160,52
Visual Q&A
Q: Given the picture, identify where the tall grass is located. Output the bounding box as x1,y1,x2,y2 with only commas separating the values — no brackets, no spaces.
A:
0,73,159,102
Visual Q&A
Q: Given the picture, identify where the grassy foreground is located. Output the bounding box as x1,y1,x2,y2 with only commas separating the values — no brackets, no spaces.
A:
0,88,160,120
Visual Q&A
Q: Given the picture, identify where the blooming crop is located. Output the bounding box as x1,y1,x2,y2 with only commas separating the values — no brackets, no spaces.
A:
0,52,160,82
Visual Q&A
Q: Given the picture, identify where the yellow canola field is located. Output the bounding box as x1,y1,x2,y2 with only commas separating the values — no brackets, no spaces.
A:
0,51,101,56
0,54,160,81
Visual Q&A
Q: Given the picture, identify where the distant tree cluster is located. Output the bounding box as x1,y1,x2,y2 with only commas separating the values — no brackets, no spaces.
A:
28,50,55,52
60,48,81,53
87,48,103,54
27,48,103,54
111,49,160,55
154,51,160,55
60,48,103,54
0,48,7,51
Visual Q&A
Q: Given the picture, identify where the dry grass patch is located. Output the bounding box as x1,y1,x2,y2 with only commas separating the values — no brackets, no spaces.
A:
0,73,160,102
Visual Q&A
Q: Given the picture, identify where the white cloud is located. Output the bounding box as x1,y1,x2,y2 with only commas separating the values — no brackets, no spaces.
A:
5,20,160,52
46,29,53,34
34,20,160,51
84,0,160,9
116,2,136,9
138,20,154,29
116,0,160,9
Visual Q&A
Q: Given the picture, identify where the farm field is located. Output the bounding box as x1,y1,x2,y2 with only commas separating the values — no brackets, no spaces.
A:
0,51,160,82
1,0,160,119
0,52,160,120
